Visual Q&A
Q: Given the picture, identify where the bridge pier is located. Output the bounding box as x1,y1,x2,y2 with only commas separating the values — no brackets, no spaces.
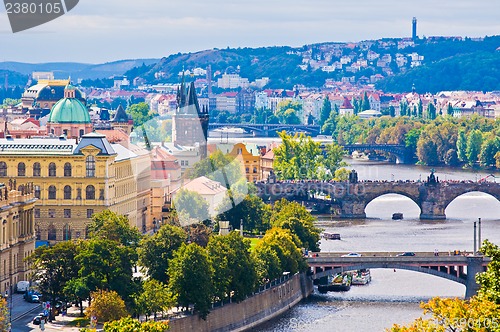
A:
340,200,366,219
465,256,485,299
419,201,446,220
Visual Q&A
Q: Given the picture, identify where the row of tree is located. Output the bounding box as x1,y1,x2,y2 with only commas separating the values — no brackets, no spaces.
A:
23,194,319,327
319,114,500,168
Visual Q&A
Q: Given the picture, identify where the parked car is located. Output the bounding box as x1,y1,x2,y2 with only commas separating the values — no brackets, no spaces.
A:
397,252,415,256
27,294,40,303
341,252,362,257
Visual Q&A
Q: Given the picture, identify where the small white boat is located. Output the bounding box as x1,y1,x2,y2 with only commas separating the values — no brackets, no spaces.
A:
351,269,371,285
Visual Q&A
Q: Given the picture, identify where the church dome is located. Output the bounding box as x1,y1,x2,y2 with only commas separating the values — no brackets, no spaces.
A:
48,98,91,124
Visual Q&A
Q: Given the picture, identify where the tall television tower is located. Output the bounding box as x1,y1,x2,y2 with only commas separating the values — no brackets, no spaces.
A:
412,17,417,41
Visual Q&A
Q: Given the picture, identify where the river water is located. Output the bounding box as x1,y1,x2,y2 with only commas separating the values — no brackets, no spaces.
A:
252,159,500,332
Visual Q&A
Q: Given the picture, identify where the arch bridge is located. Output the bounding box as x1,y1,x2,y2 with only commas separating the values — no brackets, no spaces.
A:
342,144,412,164
307,252,490,298
208,123,321,137
256,181,500,219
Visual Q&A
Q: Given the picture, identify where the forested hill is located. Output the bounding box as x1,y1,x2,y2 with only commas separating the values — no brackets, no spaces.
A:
127,36,500,92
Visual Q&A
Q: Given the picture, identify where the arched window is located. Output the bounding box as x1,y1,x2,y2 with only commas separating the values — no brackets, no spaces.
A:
79,129,85,137
63,224,71,241
48,185,56,199
35,225,41,240
86,155,95,177
64,163,72,177
34,185,41,199
33,162,41,177
47,225,57,241
48,162,56,177
64,185,72,199
0,162,6,176
86,185,95,200
18,162,26,176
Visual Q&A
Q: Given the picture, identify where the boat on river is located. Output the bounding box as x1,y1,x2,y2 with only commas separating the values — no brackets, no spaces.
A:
350,269,371,285
322,232,341,240
318,273,352,293
392,213,403,220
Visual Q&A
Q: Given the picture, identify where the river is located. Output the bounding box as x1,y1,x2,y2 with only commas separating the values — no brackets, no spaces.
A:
251,159,500,332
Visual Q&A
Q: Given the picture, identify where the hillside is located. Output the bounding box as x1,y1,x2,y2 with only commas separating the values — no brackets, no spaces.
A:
375,51,500,93
0,59,160,80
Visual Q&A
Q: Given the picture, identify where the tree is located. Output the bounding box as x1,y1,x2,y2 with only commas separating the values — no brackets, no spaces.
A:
186,150,244,187
443,149,460,166
255,228,307,275
275,100,302,124
480,137,500,167
389,105,396,117
476,240,500,304
390,296,500,331
361,92,371,111
103,317,170,332
321,143,347,179
252,245,282,284
184,223,212,247
87,210,142,246
138,224,186,282
319,96,332,127
76,238,137,304
466,129,483,166
216,193,271,233
29,241,80,314
416,134,439,166
496,151,500,169
86,290,128,323
127,102,156,127
172,189,210,225
207,232,257,302
168,243,213,319
0,298,9,332
270,199,321,251
135,279,174,321
426,103,436,120
447,103,454,116
456,129,468,162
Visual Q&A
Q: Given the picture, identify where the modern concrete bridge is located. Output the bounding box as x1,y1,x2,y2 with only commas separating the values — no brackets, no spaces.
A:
256,181,500,219
307,251,491,298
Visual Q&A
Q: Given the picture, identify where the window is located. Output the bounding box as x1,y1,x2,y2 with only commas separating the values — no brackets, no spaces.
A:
48,185,56,199
245,167,249,173
63,224,71,241
47,225,56,241
48,209,56,218
34,209,40,218
86,155,95,177
34,185,41,199
18,162,26,176
79,129,84,137
35,226,41,240
0,162,6,176
64,209,71,218
64,163,72,177
86,185,95,200
64,185,72,199
48,162,56,177
87,209,94,218
253,167,257,173
33,162,41,177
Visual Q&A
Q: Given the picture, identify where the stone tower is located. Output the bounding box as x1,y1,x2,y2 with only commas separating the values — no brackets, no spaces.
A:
172,75,209,159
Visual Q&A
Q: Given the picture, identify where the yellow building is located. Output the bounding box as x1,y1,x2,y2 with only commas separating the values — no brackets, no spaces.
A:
0,132,150,243
228,143,261,182
0,182,36,295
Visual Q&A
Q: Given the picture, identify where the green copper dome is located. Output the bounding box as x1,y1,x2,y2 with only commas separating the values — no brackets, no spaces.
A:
48,98,91,124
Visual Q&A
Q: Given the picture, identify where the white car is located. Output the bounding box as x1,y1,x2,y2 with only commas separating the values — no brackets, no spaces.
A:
341,252,362,257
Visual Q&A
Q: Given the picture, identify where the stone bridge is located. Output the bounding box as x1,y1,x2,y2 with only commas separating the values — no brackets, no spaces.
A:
256,181,500,219
342,144,412,164
208,123,321,137
307,252,491,298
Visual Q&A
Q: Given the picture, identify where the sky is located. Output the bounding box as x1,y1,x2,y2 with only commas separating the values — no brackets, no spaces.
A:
0,0,499,64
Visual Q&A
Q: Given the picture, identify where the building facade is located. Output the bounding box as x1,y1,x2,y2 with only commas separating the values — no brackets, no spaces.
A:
0,182,36,295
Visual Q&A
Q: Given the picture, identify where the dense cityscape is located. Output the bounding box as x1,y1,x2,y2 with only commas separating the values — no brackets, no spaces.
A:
1,4,500,332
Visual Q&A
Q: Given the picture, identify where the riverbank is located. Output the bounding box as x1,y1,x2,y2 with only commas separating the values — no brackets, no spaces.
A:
168,273,313,332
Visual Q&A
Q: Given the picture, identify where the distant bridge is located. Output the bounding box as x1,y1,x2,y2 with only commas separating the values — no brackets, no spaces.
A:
208,123,321,137
256,181,500,219
342,144,412,164
307,252,491,298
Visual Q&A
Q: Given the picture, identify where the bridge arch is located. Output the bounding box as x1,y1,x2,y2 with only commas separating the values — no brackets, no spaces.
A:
443,188,500,213
312,264,466,285
365,193,421,219
445,190,500,219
